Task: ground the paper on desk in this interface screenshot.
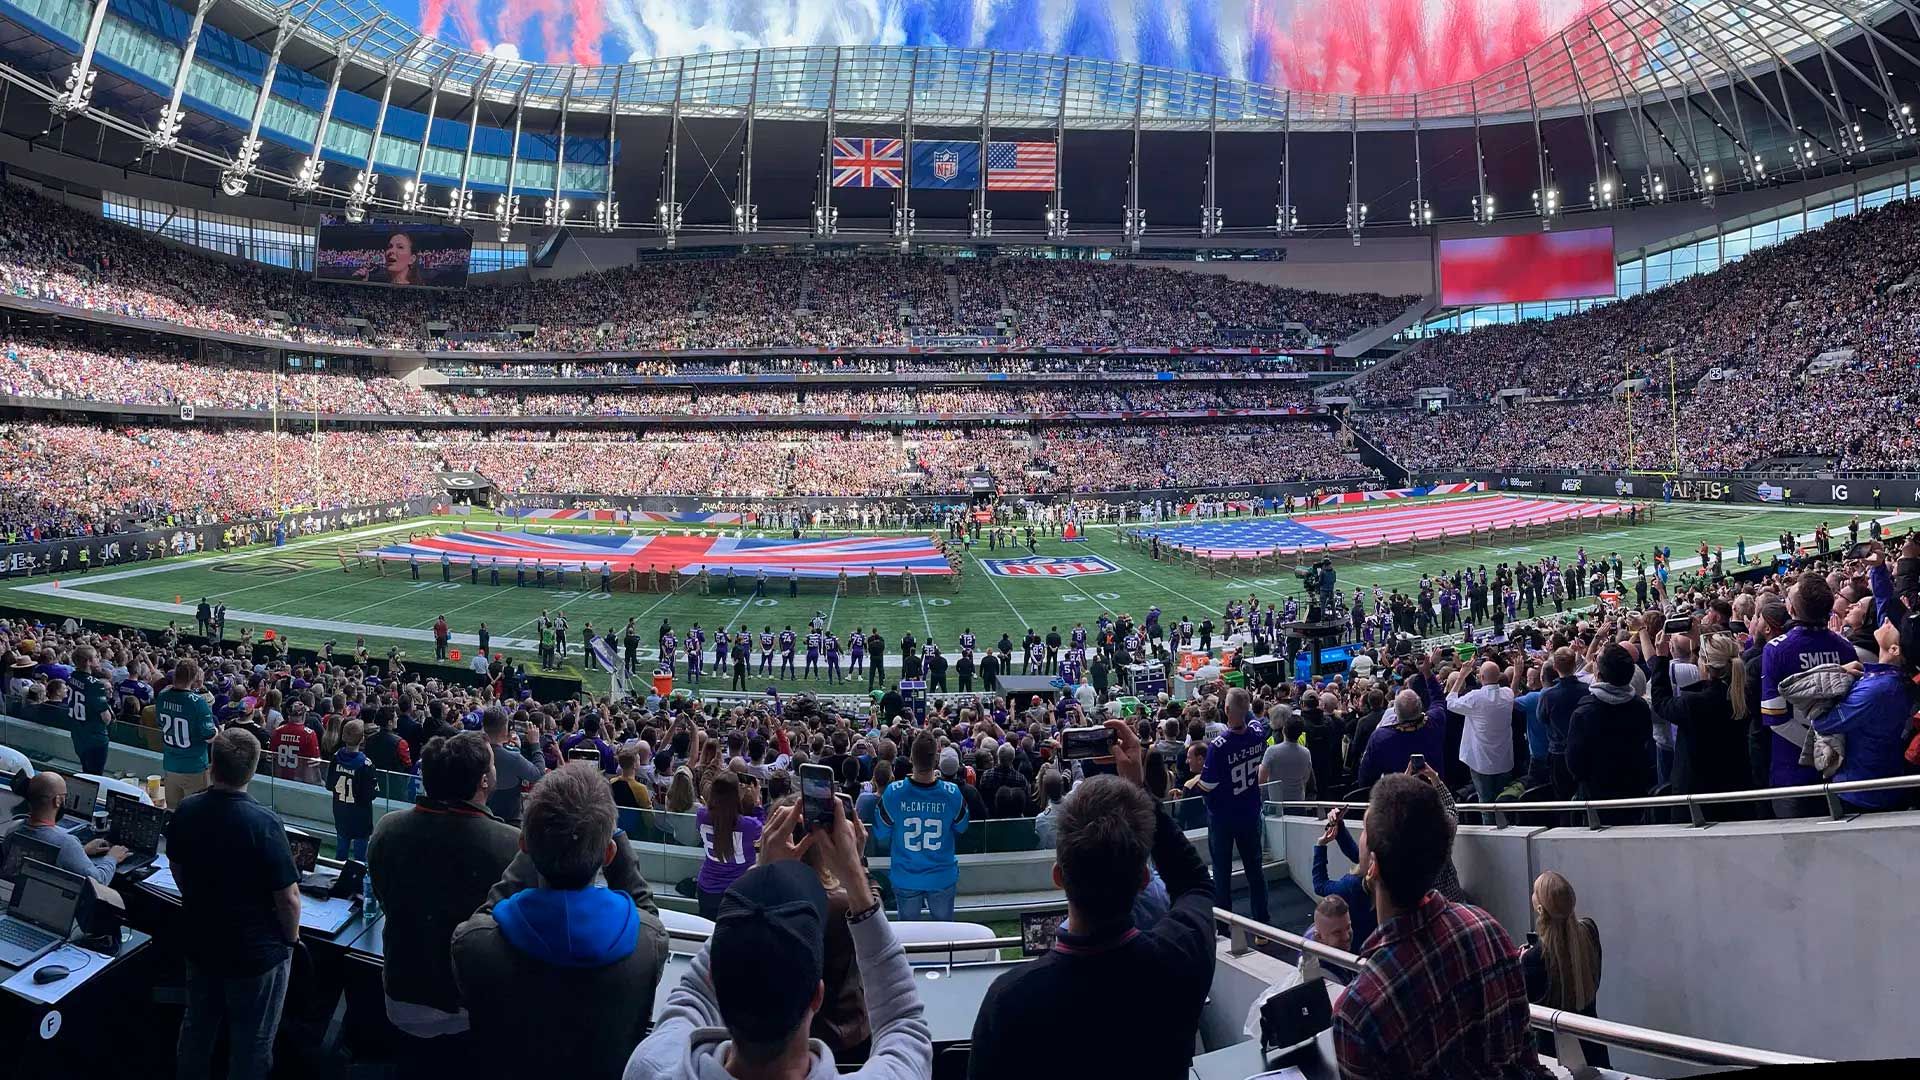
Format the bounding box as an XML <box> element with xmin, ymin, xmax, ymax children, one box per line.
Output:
<box><xmin>142</xmin><ymin>865</ymin><xmax>179</xmax><ymax>895</ymax></box>
<box><xmin>2</xmin><ymin>943</ymin><xmax>112</xmax><ymax>1005</ymax></box>
<box><xmin>300</xmin><ymin>894</ymin><xmax>359</xmax><ymax>935</ymax></box>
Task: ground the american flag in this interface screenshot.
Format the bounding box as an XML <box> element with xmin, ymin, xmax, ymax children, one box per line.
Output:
<box><xmin>987</xmin><ymin>140</ymin><xmax>1057</xmax><ymax>191</ymax></box>
<box><xmin>831</xmin><ymin>138</ymin><xmax>904</xmax><ymax>188</ymax></box>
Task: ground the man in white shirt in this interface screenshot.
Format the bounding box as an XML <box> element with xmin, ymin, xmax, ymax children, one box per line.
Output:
<box><xmin>1445</xmin><ymin>657</ymin><xmax>1521</xmax><ymax>804</ymax></box>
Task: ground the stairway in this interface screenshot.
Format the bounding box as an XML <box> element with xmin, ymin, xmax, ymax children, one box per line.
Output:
<box><xmin>1341</xmin><ymin>419</ymin><xmax>1409</xmax><ymax>485</ymax></box>
<box><xmin>944</xmin><ymin>270</ymin><xmax>964</xmax><ymax>328</ymax></box>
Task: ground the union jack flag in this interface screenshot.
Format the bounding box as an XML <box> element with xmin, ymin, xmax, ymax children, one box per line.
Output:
<box><xmin>832</xmin><ymin>138</ymin><xmax>904</xmax><ymax>188</ymax></box>
<box><xmin>374</xmin><ymin>530</ymin><xmax>952</xmax><ymax>578</ymax></box>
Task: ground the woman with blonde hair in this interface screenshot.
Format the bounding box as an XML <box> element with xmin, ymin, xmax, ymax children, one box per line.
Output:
<box><xmin>1647</xmin><ymin>622</ymin><xmax>1753</xmax><ymax>820</ymax></box>
<box><xmin>663</xmin><ymin>765</ymin><xmax>700</xmax><ymax>846</ymax></box>
<box><xmin>1522</xmin><ymin>870</ymin><xmax>1607</xmax><ymax>1066</ymax></box>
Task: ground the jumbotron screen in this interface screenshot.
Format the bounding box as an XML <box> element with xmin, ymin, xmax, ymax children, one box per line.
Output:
<box><xmin>1438</xmin><ymin>227</ymin><xmax>1616</xmax><ymax>306</ymax></box>
<box><xmin>315</xmin><ymin>223</ymin><xmax>473</xmax><ymax>288</ymax></box>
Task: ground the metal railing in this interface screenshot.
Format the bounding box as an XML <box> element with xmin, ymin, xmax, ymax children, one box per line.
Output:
<box><xmin>1268</xmin><ymin>773</ymin><xmax>1920</xmax><ymax>828</ymax></box>
<box><xmin>657</xmin><ymin>910</ymin><xmax>1826</xmax><ymax>1067</ymax></box>
<box><xmin>1211</xmin><ymin>909</ymin><xmax>1826</xmax><ymax>1069</ymax></box>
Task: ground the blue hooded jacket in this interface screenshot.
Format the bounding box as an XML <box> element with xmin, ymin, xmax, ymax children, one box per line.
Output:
<box><xmin>1812</xmin><ymin>664</ymin><xmax>1915</xmax><ymax>810</ymax></box>
<box><xmin>490</xmin><ymin>886</ymin><xmax>640</xmax><ymax>969</ymax></box>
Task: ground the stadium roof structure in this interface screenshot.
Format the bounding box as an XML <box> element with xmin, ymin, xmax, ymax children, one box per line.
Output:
<box><xmin>2</xmin><ymin>0</ymin><xmax>1919</xmax><ymax>239</ymax></box>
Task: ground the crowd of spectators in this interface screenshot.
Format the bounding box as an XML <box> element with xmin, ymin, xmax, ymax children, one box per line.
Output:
<box><xmin>3</xmin><ymin>506</ymin><xmax>1915</xmax><ymax>1077</ymax></box>
<box><xmin>1357</xmin><ymin>364</ymin><xmax>1920</xmax><ymax>475</ymax></box>
<box><xmin>429</xmin><ymin>383</ymin><xmax>1314</xmax><ymax>418</ymax></box>
<box><xmin>0</xmin><ymin>419</ymin><xmax>1369</xmax><ymax>535</ymax></box>
<box><xmin>0</xmin><ymin>185</ymin><xmax>1412</xmax><ymax>353</ymax></box>
<box><xmin>0</xmin><ymin>335</ymin><xmax>1321</xmax><ymax>418</ymax></box>
<box><xmin>1351</xmin><ymin>194</ymin><xmax>1920</xmax><ymax>451</ymax></box>
<box><xmin>432</xmin><ymin>354</ymin><xmax>1350</xmax><ymax>378</ymax></box>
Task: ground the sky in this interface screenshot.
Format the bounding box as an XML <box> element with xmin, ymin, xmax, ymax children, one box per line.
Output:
<box><xmin>378</xmin><ymin>0</ymin><xmax>1591</xmax><ymax>95</ymax></box>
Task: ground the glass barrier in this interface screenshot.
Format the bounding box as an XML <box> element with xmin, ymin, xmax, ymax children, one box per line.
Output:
<box><xmin>5</xmin><ymin>710</ymin><xmax>1220</xmax><ymax>858</ymax></box>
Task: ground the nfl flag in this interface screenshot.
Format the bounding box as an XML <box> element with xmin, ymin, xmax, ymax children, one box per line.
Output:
<box><xmin>910</xmin><ymin>140</ymin><xmax>981</xmax><ymax>189</ymax></box>
<box><xmin>987</xmin><ymin>140</ymin><xmax>1057</xmax><ymax>191</ymax></box>
<box><xmin>831</xmin><ymin>138</ymin><xmax>904</xmax><ymax>188</ymax></box>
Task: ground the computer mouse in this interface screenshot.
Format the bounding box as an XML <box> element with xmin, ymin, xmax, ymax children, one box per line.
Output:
<box><xmin>32</xmin><ymin>964</ymin><xmax>70</xmax><ymax>984</ymax></box>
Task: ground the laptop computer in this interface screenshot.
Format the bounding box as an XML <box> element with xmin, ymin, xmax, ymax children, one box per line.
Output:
<box><xmin>0</xmin><ymin>857</ymin><xmax>85</xmax><ymax>968</ymax></box>
<box><xmin>58</xmin><ymin>774</ymin><xmax>101</xmax><ymax>835</ymax></box>
<box><xmin>0</xmin><ymin>832</ymin><xmax>62</xmax><ymax>904</ymax></box>
<box><xmin>106</xmin><ymin>792</ymin><xmax>166</xmax><ymax>874</ymax></box>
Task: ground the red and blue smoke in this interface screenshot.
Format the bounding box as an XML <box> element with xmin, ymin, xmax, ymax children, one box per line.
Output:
<box><xmin>388</xmin><ymin>0</ymin><xmax>1591</xmax><ymax>95</ymax></box>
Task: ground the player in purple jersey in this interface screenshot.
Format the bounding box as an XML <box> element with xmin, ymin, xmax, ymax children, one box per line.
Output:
<box><xmin>1070</xmin><ymin>623</ymin><xmax>1087</xmax><ymax>649</ymax></box>
<box><xmin>1192</xmin><ymin>686</ymin><xmax>1271</xmax><ymax>923</ymax></box>
<box><xmin>1058</xmin><ymin>650</ymin><xmax>1083</xmax><ymax>686</ymax></box>
<box><xmin>779</xmin><ymin>627</ymin><xmax>797</xmax><ymax>679</ymax></box>
<box><xmin>759</xmin><ymin>628</ymin><xmax>775</xmax><ymax>675</ymax></box>
<box><xmin>824</xmin><ymin>632</ymin><xmax>842</xmax><ymax>682</ymax></box>
<box><xmin>848</xmin><ymin>627</ymin><xmax>865</xmax><ymax>676</ymax></box>
<box><xmin>685</xmin><ymin>638</ymin><xmax>702</xmax><ymax>682</ymax></box>
<box><xmin>805</xmin><ymin>630</ymin><xmax>822</xmax><ymax>679</ymax></box>
<box><xmin>660</xmin><ymin>632</ymin><xmax>678</xmax><ymax>678</ymax></box>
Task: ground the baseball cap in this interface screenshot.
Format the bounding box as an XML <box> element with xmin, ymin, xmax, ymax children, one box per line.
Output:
<box><xmin>938</xmin><ymin>747</ymin><xmax>961</xmax><ymax>777</ymax></box>
<box><xmin>709</xmin><ymin>862</ymin><xmax>829</xmax><ymax>1042</ymax></box>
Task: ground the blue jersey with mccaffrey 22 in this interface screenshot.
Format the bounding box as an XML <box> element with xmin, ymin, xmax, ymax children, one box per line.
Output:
<box><xmin>1203</xmin><ymin>719</ymin><xmax>1270</xmax><ymax>824</ymax></box>
<box><xmin>876</xmin><ymin>777</ymin><xmax>970</xmax><ymax>892</ymax></box>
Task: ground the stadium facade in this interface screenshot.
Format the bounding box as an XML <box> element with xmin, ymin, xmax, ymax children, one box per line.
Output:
<box><xmin>0</xmin><ymin>0</ymin><xmax>1917</xmax><ymax>248</ymax></box>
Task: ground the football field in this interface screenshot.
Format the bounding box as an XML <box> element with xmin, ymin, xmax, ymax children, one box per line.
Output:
<box><xmin>6</xmin><ymin>496</ymin><xmax>1909</xmax><ymax>694</ymax></box>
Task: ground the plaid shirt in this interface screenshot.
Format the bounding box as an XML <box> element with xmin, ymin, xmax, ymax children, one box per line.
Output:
<box><xmin>1333</xmin><ymin>891</ymin><xmax>1550</xmax><ymax>1080</ymax></box>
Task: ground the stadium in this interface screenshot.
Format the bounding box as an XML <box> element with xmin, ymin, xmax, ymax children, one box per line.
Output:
<box><xmin>0</xmin><ymin>0</ymin><xmax>1914</xmax><ymax>1075</ymax></box>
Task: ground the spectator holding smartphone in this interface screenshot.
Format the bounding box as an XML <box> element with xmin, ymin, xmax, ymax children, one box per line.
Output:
<box><xmin>968</xmin><ymin>718</ymin><xmax>1215</xmax><ymax>1079</ymax></box>
<box><xmin>1521</xmin><ymin>870</ymin><xmax>1608</xmax><ymax>1066</ymax></box>
<box><xmin>626</xmin><ymin>798</ymin><xmax>931</xmax><ymax>1080</ymax></box>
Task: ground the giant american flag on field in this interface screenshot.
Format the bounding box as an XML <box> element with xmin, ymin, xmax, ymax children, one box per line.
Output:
<box><xmin>373</xmin><ymin>529</ymin><xmax>952</xmax><ymax>577</ymax></box>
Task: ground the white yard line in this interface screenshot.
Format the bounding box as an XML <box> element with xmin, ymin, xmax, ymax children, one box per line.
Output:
<box><xmin>966</xmin><ymin>549</ymin><xmax>1032</xmax><ymax>627</ymax></box>
<box><xmin>8</xmin><ymin>582</ymin><xmax>543</xmax><ymax>652</ymax></box>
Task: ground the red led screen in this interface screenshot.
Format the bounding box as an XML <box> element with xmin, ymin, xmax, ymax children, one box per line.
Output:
<box><xmin>1438</xmin><ymin>227</ymin><xmax>1617</xmax><ymax>306</ymax></box>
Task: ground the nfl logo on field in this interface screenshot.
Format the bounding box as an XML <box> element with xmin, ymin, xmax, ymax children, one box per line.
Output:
<box><xmin>933</xmin><ymin>150</ymin><xmax>958</xmax><ymax>181</ymax></box>
<box><xmin>983</xmin><ymin>555</ymin><xmax>1119</xmax><ymax>578</ymax></box>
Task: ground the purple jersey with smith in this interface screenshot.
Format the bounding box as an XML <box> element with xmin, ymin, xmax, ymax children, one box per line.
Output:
<box><xmin>1202</xmin><ymin>718</ymin><xmax>1270</xmax><ymax>823</ymax></box>
<box><xmin>1759</xmin><ymin>623</ymin><xmax>1855</xmax><ymax>787</ymax></box>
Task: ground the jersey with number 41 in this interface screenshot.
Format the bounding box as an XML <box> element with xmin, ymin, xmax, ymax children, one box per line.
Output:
<box><xmin>1203</xmin><ymin>719</ymin><xmax>1271</xmax><ymax>824</ymax></box>
<box><xmin>876</xmin><ymin>777</ymin><xmax>970</xmax><ymax>892</ymax></box>
<box><xmin>328</xmin><ymin>749</ymin><xmax>379</xmax><ymax>839</ymax></box>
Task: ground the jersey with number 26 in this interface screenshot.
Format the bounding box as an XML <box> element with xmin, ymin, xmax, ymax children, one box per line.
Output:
<box><xmin>877</xmin><ymin>777</ymin><xmax>970</xmax><ymax>892</ymax></box>
<box><xmin>1203</xmin><ymin>719</ymin><xmax>1271</xmax><ymax>824</ymax></box>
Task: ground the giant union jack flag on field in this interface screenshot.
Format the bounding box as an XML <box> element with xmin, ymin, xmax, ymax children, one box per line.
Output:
<box><xmin>831</xmin><ymin>138</ymin><xmax>905</xmax><ymax>188</ymax></box>
<box><xmin>373</xmin><ymin>530</ymin><xmax>951</xmax><ymax>578</ymax></box>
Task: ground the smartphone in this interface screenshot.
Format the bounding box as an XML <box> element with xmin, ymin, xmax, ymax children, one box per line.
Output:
<box><xmin>798</xmin><ymin>763</ymin><xmax>837</xmax><ymax>831</ymax></box>
<box><xmin>1526</xmin><ymin>932</ymin><xmax>1540</xmax><ymax>949</ymax></box>
<box><xmin>1663</xmin><ymin>614</ymin><xmax>1692</xmax><ymax>634</ymax></box>
<box><xmin>1060</xmin><ymin>726</ymin><xmax>1113</xmax><ymax>761</ymax></box>
<box><xmin>1407</xmin><ymin>753</ymin><xmax>1426</xmax><ymax>773</ymax></box>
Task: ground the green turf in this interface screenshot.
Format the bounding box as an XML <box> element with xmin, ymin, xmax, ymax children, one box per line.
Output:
<box><xmin>5</xmin><ymin>496</ymin><xmax>1906</xmax><ymax>695</ymax></box>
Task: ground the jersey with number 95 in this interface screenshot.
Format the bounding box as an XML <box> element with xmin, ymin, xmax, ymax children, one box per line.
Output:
<box><xmin>1202</xmin><ymin>719</ymin><xmax>1271</xmax><ymax>824</ymax></box>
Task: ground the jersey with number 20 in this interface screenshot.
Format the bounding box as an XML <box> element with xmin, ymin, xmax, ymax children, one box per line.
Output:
<box><xmin>1203</xmin><ymin>719</ymin><xmax>1271</xmax><ymax>824</ymax></box>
